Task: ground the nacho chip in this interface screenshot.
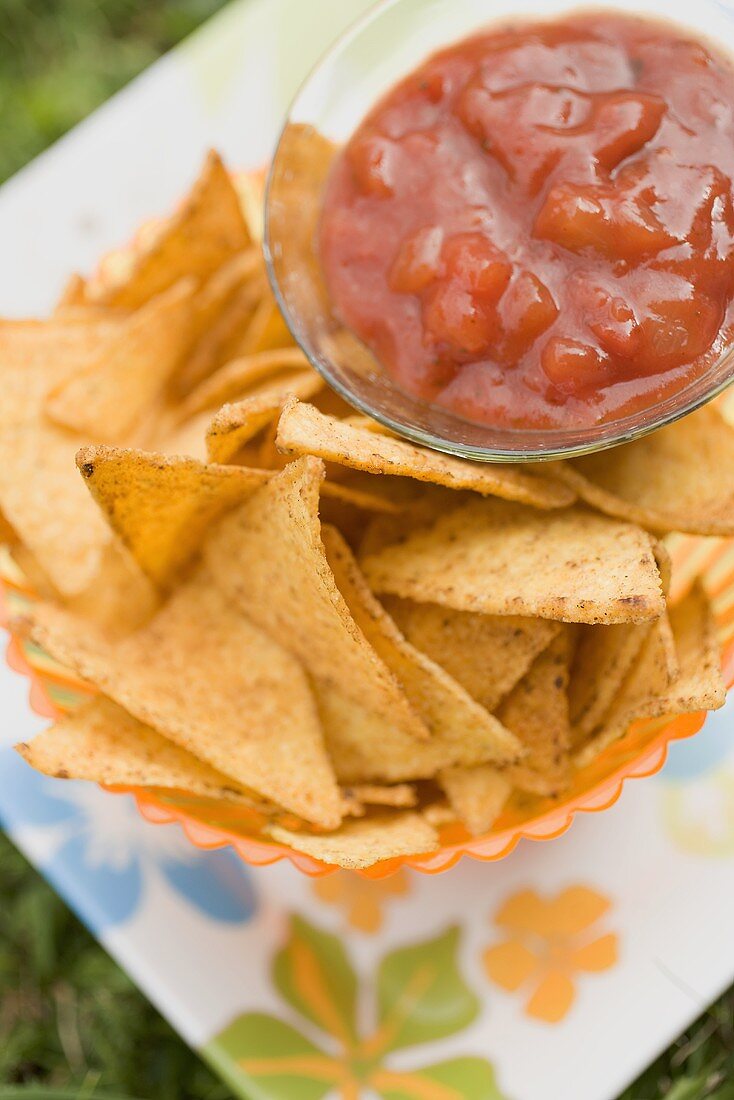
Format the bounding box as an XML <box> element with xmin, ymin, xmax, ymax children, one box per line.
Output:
<box><xmin>344</xmin><ymin>784</ymin><xmax>417</xmax><ymax>808</ymax></box>
<box><xmin>17</xmin><ymin>696</ymin><xmax>271</xmax><ymax>807</ymax></box>
<box><xmin>233</xmin><ymin>295</ymin><xmax>292</xmax><ymax>357</ymax></box>
<box><xmin>569</xmin><ymin>623</ymin><xmax>650</xmax><ymax>743</ymax></box>
<box><xmin>206</xmin><ymin>375</ymin><xmax>325</xmax><ymax>464</ymax></box>
<box><xmin>574</xmin><ymin>606</ymin><xmax>686</xmax><ymax>766</ymax></box>
<box><xmin>318</xmin><ymin>688</ymin><xmax>505</xmax><ymax>782</ymax></box>
<box><xmin>55</xmin><ymin>272</ymin><xmax>88</xmax><ymax>312</ymax></box>
<box><xmin>77</xmin><ymin>445</ymin><xmax>271</xmax><ymax>588</ymax></box>
<box><xmin>46</xmin><ymin>279</ymin><xmax>196</xmax><ymax>443</ymax></box>
<box><xmin>276</xmin><ymin>399</ymin><xmax>576</xmax><ymax>508</ymax></box>
<box><xmin>88</xmin><ymin>151</ymin><xmax>251</xmax><ymax>309</ymax></box>
<box><xmin>15</xmin><ymin>572</ymin><xmax>341</xmax><ymax>828</ymax></box>
<box><xmin>385</xmin><ymin>597</ymin><xmax>561</xmax><ymax>712</ymax></box>
<box><xmin>269</xmin><ymin>812</ymin><xmax>439</xmax><ymax>869</ymax></box>
<box><xmin>203</xmin><ymin>457</ymin><xmax>428</xmax><ymax>740</ymax></box>
<box><xmin>180</xmin><ymin>347</ymin><xmax>310</xmax><ymax>417</ymax></box>
<box><xmin>500</xmin><ymin>629</ymin><xmax>573</xmax><ymax>795</ymax></box>
<box><xmin>438</xmin><ymin>766</ymin><xmax>511</xmax><ymax>835</ymax></box>
<box><xmin>0</xmin><ymin>318</ymin><xmax>126</xmax><ymax>595</ymax></box>
<box><xmin>550</xmin><ymin>406</ymin><xmax>734</xmax><ymax>536</ymax></box>
<box><xmin>176</xmin><ymin>271</ymin><xmax>268</xmax><ymax>395</ymax></box>
<box><xmin>322</xmin><ymin>525</ymin><xmax>520</xmax><ymax>763</ymax></box>
<box><xmin>361</xmin><ymin>499</ymin><xmax>665</xmax><ymax>625</ymax></box>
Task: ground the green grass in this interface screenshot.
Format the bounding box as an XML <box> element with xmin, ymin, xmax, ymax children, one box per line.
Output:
<box><xmin>1</xmin><ymin>2</ymin><xmax>733</xmax><ymax>1097</ymax></box>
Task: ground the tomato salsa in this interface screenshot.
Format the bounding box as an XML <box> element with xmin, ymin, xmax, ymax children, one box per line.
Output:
<box><xmin>319</xmin><ymin>12</ymin><xmax>734</xmax><ymax>430</ymax></box>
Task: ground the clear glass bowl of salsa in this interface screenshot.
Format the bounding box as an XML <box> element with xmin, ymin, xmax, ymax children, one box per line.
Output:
<box><xmin>265</xmin><ymin>0</ymin><xmax>734</xmax><ymax>461</ymax></box>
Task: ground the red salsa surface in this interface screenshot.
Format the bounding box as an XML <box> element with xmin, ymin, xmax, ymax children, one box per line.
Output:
<box><xmin>319</xmin><ymin>13</ymin><xmax>734</xmax><ymax>429</ymax></box>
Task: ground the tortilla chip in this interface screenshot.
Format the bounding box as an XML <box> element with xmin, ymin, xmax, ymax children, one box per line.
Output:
<box><xmin>176</xmin><ymin>272</ymin><xmax>268</xmax><ymax>396</ymax></box>
<box><xmin>206</xmin><ymin>375</ymin><xmax>325</xmax><ymax>464</ymax></box>
<box><xmin>55</xmin><ymin>273</ymin><xmax>89</xmax><ymax>312</ymax></box>
<box><xmin>438</xmin><ymin>766</ymin><xmax>511</xmax><ymax>835</ymax></box>
<box><xmin>361</xmin><ymin>499</ymin><xmax>665</xmax><ymax>625</ymax></box>
<box><xmin>385</xmin><ymin>597</ymin><xmax>562</xmax><ymax>712</ymax></box>
<box><xmin>180</xmin><ymin>347</ymin><xmax>310</xmax><ymax>417</ymax></box>
<box><xmin>203</xmin><ymin>456</ymin><xmax>428</xmax><ymax>740</ymax></box>
<box><xmin>500</xmin><ymin>629</ymin><xmax>573</xmax><ymax>795</ymax></box>
<box><xmin>0</xmin><ymin>318</ymin><xmax>127</xmax><ymax>596</ymax></box>
<box><xmin>46</xmin><ymin>279</ymin><xmax>196</xmax><ymax>443</ymax></box>
<box><xmin>344</xmin><ymin>783</ymin><xmax>417</xmax><ymax>808</ymax></box>
<box><xmin>574</xmin><ymin>604</ymin><xmax>688</xmax><ymax>766</ymax></box>
<box><xmin>233</xmin><ymin>295</ymin><xmax>292</xmax><ymax>357</ymax></box>
<box><xmin>77</xmin><ymin>445</ymin><xmax>271</xmax><ymax>588</ymax></box>
<box><xmin>14</xmin><ymin>571</ymin><xmax>341</xmax><ymax>827</ymax></box>
<box><xmin>318</xmin><ymin>688</ymin><xmax>506</xmax><ymax>783</ymax></box>
<box><xmin>322</xmin><ymin>525</ymin><xmax>520</xmax><ymax>763</ymax></box>
<box><xmin>276</xmin><ymin>399</ymin><xmax>576</xmax><ymax>508</ymax></box>
<box><xmin>88</xmin><ymin>151</ymin><xmax>251</xmax><ymax>309</ymax></box>
<box><xmin>550</xmin><ymin>406</ymin><xmax>734</xmax><ymax>536</ymax></box>
<box><xmin>17</xmin><ymin>695</ymin><xmax>273</xmax><ymax>806</ymax></box>
<box><xmin>269</xmin><ymin>812</ymin><xmax>439</xmax><ymax>869</ymax></box>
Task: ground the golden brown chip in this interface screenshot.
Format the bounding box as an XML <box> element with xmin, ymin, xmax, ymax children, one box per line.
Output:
<box><xmin>276</xmin><ymin>399</ymin><xmax>576</xmax><ymax>508</ymax></box>
<box><xmin>0</xmin><ymin>317</ymin><xmax>128</xmax><ymax>596</ymax></box>
<box><xmin>500</xmin><ymin>628</ymin><xmax>573</xmax><ymax>795</ymax></box>
<box><xmin>87</xmin><ymin>151</ymin><xmax>251</xmax><ymax>309</ymax></box>
<box><xmin>77</xmin><ymin>445</ymin><xmax>271</xmax><ymax>589</ymax></box>
<box><xmin>343</xmin><ymin>783</ymin><xmax>418</xmax><ymax>808</ymax></box>
<box><xmin>550</xmin><ymin>406</ymin><xmax>734</xmax><ymax>536</ymax></box>
<box><xmin>176</xmin><ymin>272</ymin><xmax>268</xmax><ymax>396</ymax></box>
<box><xmin>269</xmin><ymin>812</ymin><xmax>439</xmax><ymax>869</ymax></box>
<box><xmin>206</xmin><ymin>375</ymin><xmax>325</xmax><ymax>464</ymax></box>
<box><xmin>180</xmin><ymin>347</ymin><xmax>310</xmax><ymax>417</ymax></box>
<box><xmin>438</xmin><ymin>766</ymin><xmax>511</xmax><ymax>835</ymax></box>
<box><xmin>572</xmin><ymin>586</ymin><xmax>720</xmax><ymax>767</ymax></box>
<box><xmin>385</xmin><ymin>597</ymin><xmax>561</xmax><ymax>712</ymax></box>
<box><xmin>17</xmin><ymin>696</ymin><xmax>273</xmax><ymax>807</ymax></box>
<box><xmin>322</xmin><ymin>525</ymin><xmax>520</xmax><ymax>763</ymax></box>
<box><xmin>46</xmin><ymin>279</ymin><xmax>196</xmax><ymax>443</ymax></box>
<box><xmin>317</xmin><ymin>688</ymin><xmax>505</xmax><ymax>783</ymax></box>
<box><xmin>569</xmin><ymin>541</ymin><xmax>672</xmax><ymax>741</ymax></box>
<box><xmin>361</xmin><ymin>498</ymin><xmax>665</xmax><ymax>625</ymax></box>
<box><xmin>202</xmin><ymin>456</ymin><xmax>428</xmax><ymax>740</ymax></box>
<box><xmin>14</xmin><ymin>571</ymin><xmax>341</xmax><ymax>828</ymax></box>
<box><xmin>232</xmin><ymin>295</ymin><xmax>292</xmax><ymax>358</ymax></box>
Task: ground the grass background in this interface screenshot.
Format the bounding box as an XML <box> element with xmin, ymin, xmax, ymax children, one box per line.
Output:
<box><xmin>0</xmin><ymin>2</ymin><xmax>733</xmax><ymax>1097</ymax></box>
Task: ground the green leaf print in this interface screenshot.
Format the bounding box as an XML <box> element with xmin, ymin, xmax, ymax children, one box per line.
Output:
<box><xmin>376</xmin><ymin>927</ymin><xmax>480</xmax><ymax>1052</ymax></box>
<box><xmin>204</xmin><ymin>915</ymin><xmax>504</xmax><ymax>1100</ymax></box>
<box><xmin>273</xmin><ymin>914</ymin><xmax>358</xmax><ymax>1047</ymax></box>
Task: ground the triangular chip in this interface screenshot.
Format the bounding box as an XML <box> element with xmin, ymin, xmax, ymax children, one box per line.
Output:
<box><xmin>77</xmin><ymin>445</ymin><xmax>271</xmax><ymax>588</ymax></box>
<box><xmin>361</xmin><ymin>499</ymin><xmax>665</xmax><ymax>625</ymax></box>
<box><xmin>180</xmin><ymin>347</ymin><xmax>309</xmax><ymax>418</ymax></box>
<box><xmin>385</xmin><ymin>597</ymin><xmax>561</xmax><ymax>712</ymax></box>
<box><xmin>574</xmin><ymin>587</ymin><xmax>719</xmax><ymax>766</ymax></box>
<box><xmin>569</xmin><ymin>542</ymin><xmax>673</xmax><ymax>740</ymax></box>
<box><xmin>550</xmin><ymin>406</ymin><xmax>734</xmax><ymax>536</ymax></box>
<box><xmin>202</xmin><ymin>456</ymin><xmax>427</xmax><ymax>740</ymax></box>
<box><xmin>499</xmin><ymin>629</ymin><xmax>574</xmax><ymax>795</ymax></box>
<box><xmin>438</xmin><ymin>766</ymin><xmax>511</xmax><ymax>835</ymax></box>
<box><xmin>276</xmin><ymin>399</ymin><xmax>576</xmax><ymax>508</ymax></box>
<box><xmin>14</xmin><ymin>571</ymin><xmax>341</xmax><ymax>828</ymax></box>
<box><xmin>175</xmin><ymin>271</ymin><xmax>268</xmax><ymax>397</ymax></box>
<box><xmin>344</xmin><ymin>784</ymin><xmax>417</xmax><ymax>808</ymax></box>
<box><xmin>46</xmin><ymin>279</ymin><xmax>196</xmax><ymax>443</ymax></box>
<box><xmin>269</xmin><ymin>812</ymin><xmax>439</xmax><ymax>869</ymax></box>
<box><xmin>322</xmin><ymin>525</ymin><xmax>520</xmax><ymax>763</ymax></box>
<box><xmin>317</xmin><ymin>688</ymin><xmax>507</xmax><ymax>782</ymax></box>
<box><xmin>0</xmin><ymin>317</ymin><xmax>124</xmax><ymax>595</ymax></box>
<box><xmin>17</xmin><ymin>696</ymin><xmax>273</xmax><ymax>808</ymax></box>
<box><xmin>206</xmin><ymin>375</ymin><xmax>324</xmax><ymax>464</ymax></box>
<box><xmin>88</xmin><ymin>151</ymin><xmax>251</xmax><ymax>309</ymax></box>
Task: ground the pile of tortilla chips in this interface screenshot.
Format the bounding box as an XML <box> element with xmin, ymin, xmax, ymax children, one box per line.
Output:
<box><xmin>2</xmin><ymin>151</ymin><xmax>729</xmax><ymax>870</ymax></box>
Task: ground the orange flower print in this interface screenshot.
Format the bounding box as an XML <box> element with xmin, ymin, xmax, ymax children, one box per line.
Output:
<box><xmin>483</xmin><ymin>884</ymin><xmax>618</xmax><ymax>1023</ymax></box>
<box><xmin>313</xmin><ymin>869</ymin><xmax>409</xmax><ymax>933</ymax></box>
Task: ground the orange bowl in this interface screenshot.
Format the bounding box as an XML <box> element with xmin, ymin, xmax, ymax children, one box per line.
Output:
<box><xmin>3</xmin><ymin>533</ymin><xmax>734</xmax><ymax>880</ymax></box>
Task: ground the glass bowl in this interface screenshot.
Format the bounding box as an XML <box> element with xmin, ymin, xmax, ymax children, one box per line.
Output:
<box><xmin>264</xmin><ymin>0</ymin><xmax>734</xmax><ymax>462</ymax></box>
